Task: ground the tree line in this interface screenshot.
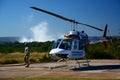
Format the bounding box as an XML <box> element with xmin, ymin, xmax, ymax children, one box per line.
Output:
<box><xmin>0</xmin><ymin>41</ymin><xmax>53</xmax><ymax>53</ymax></box>
<box><xmin>0</xmin><ymin>39</ymin><xmax>120</xmax><ymax>59</ymax></box>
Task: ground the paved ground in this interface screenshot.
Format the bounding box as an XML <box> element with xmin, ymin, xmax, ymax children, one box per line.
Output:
<box><xmin>0</xmin><ymin>60</ymin><xmax>120</xmax><ymax>79</ymax></box>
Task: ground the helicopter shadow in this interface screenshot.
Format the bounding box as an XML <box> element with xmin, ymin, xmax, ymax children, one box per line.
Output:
<box><xmin>71</xmin><ymin>64</ymin><xmax>120</xmax><ymax>71</ymax></box>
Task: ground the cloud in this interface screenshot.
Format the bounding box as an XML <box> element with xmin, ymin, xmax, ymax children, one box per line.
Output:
<box><xmin>20</xmin><ymin>21</ymin><xmax>55</xmax><ymax>42</ymax></box>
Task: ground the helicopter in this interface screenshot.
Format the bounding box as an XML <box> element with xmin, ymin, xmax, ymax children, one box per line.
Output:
<box><xmin>31</xmin><ymin>6</ymin><xmax>108</xmax><ymax>68</ymax></box>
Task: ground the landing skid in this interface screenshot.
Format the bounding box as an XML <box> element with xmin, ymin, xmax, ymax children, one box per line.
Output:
<box><xmin>49</xmin><ymin>59</ymin><xmax>67</xmax><ymax>69</ymax></box>
<box><xmin>74</xmin><ymin>59</ymin><xmax>90</xmax><ymax>69</ymax></box>
<box><xmin>49</xmin><ymin>58</ymin><xmax>90</xmax><ymax>69</ymax></box>
<box><xmin>73</xmin><ymin>55</ymin><xmax>90</xmax><ymax>68</ymax></box>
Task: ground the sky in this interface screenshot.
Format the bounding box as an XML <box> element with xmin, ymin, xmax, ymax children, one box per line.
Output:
<box><xmin>0</xmin><ymin>0</ymin><xmax>120</xmax><ymax>42</ymax></box>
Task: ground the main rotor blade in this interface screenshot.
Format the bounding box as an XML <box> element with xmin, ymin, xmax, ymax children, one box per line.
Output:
<box><xmin>31</xmin><ymin>6</ymin><xmax>103</xmax><ymax>31</ymax></box>
<box><xmin>78</xmin><ymin>22</ymin><xmax>103</xmax><ymax>31</ymax></box>
<box><xmin>31</xmin><ymin>6</ymin><xmax>76</xmax><ymax>23</ymax></box>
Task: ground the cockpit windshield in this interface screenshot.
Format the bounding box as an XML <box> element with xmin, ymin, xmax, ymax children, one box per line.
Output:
<box><xmin>52</xmin><ymin>39</ymin><xmax>73</xmax><ymax>50</ymax></box>
<box><xmin>58</xmin><ymin>39</ymin><xmax>73</xmax><ymax>50</ymax></box>
<box><xmin>52</xmin><ymin>39</ymin><xmax>62</xmax><ymax>49</ymax></box>
<box><xmin>52</xmin><ymin>38</ymin><xmax>84</xmax><ymax>50</ymax></box>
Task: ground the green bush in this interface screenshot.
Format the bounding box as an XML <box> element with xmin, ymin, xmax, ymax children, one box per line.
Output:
<box><xmin>86</xmin><ymin>39</ymin><xmax>120</xmax><ymax>59</ymax></box>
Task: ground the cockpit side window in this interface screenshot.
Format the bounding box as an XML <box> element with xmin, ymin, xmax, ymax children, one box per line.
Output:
<box><xmin>79</xmin><ymin>40</ymin><xmax>84</xmax><ymax>50</ymax></box>
<box><xmin>71</xmin><ymin>39</ymin><xmax>84</xmax><ymax>50</ymax></box>
<box><xmin>72</xmin><ymin>40</ymin><xmax>78</xmax><ymax>50</ymax></box>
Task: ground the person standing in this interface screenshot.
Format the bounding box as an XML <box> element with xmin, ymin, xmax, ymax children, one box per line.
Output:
<box><xmin>24</xmin><ymin>42</ymin><xmax>30</xmax><ymax>67</ymax></box>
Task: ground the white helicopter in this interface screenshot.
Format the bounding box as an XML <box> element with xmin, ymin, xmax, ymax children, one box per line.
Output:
<box><xmin>31</xmin><ymin>7</ymin><xmax>108</xmax><ymax>68</ymax></box>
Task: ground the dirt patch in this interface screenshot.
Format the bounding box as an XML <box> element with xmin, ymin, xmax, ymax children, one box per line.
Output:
<box><xmin>0</xmin><ymin>60</ymin><xmax>120</xmax><ymax>79</ymax></box>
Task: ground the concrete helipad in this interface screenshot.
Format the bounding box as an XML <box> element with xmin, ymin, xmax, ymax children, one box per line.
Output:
<box><xmin>0</xmin><ymin>60</ymin><xmax>120</xmax><ymax>79</ymax></box>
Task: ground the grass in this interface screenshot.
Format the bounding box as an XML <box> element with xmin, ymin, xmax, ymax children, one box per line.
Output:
<box><xmin>12</xmin><ymin>78</ymin><xmax>120</xmax><ymax>80</ymax></box>
<box><xmin>0</xmin><ymin>52</ymin><xmax>48</xmax><ymax>64</ymax></box>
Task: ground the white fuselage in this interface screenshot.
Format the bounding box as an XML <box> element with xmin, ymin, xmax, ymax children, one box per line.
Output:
<box><xmin>49</xmin><ymin>32</ymin><xmax>86</xmax><ymax>60</ymax></box>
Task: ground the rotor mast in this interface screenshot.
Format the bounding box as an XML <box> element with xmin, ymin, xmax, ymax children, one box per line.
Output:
<box><xmin>31</xmin><ymin>6</ymin><xmax>103</xmax><ymax>31</ymax></box>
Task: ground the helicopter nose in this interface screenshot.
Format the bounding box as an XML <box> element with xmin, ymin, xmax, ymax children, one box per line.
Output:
<box><xmin>49</xmin><ymin>48</ymin><xmax>70</xmax><ymax>59</ymax></box>
<box><xmin>49</xmin><ymin>48</ymin><xmax>70</xmax><ymax>55</ymax></box>
<box><xmin>49</xmin><ymin>48</ymin><xmax>63</xmax><ymax>54</ymax></box>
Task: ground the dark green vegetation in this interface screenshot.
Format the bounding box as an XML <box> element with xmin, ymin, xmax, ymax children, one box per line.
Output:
<box><xmin>0</xmin><ymin>39</ymin><xmax>120</xmax><ymax>61</ymax></box>
<box><xmin>0</xmin><ymin>41</ymin><xmax>53</xmax><ymax>53</ymax></box>
<box><xmin>87</xmin><ymin>39</ymin><xmax>120</xmax><ymax>59</ymax></box>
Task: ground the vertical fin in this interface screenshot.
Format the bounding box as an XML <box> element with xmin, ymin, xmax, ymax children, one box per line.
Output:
<box><xmin>103</xmin><ymin>24</ymin><xmax>108</xmax><ymax>48</ymax></box>
<box><xmin>103</xmin><ymin>24</ymin><xmax>108</xmax><ymax>37</ymax></box>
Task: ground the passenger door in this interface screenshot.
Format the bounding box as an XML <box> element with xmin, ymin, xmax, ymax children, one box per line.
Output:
<box><xmin>67</xmin><ymin>39</ymin><xmax>85</xmax><ymax>59</ymax></box>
